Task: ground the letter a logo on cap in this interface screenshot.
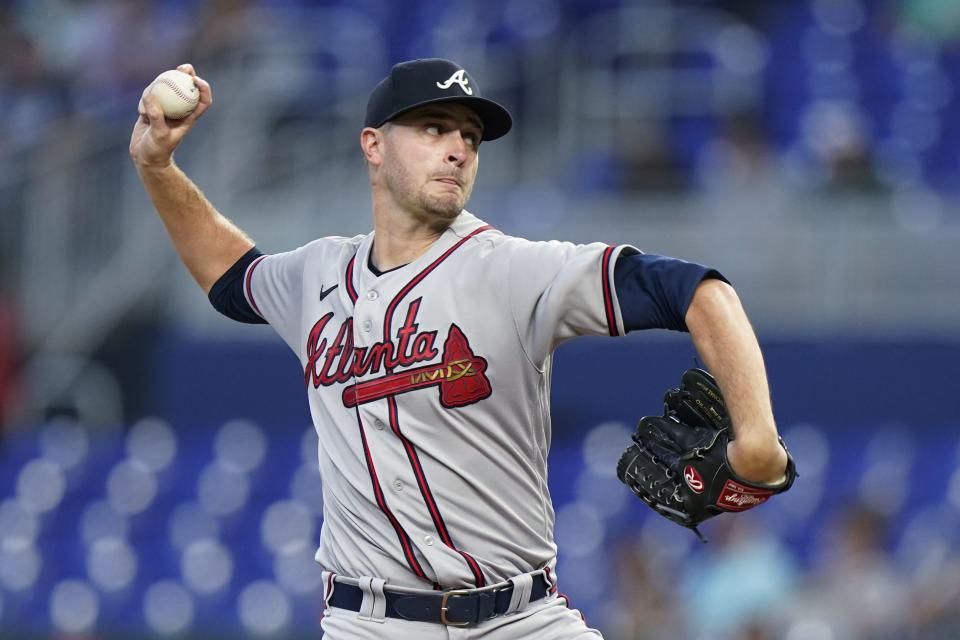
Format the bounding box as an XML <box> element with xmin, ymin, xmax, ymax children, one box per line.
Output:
<box><xmin>436</xmin><ymin>69</ymin><xmax>473</xmax><ymax>95</ymax></box>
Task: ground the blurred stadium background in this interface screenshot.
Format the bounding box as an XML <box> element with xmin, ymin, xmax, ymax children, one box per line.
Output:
<box><xmin>2</xmin><ymin>0</ymin><xmax>960</xmax><ymax>638</ymax></box>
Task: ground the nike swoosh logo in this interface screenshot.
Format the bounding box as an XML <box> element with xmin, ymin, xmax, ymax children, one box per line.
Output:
<box><xmin>319</xmin><ymin>284</ymin><xmax>339</xmax><ymax>301</ymax></box>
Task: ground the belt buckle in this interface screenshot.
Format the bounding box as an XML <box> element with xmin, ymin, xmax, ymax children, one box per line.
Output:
<box><xmin>439</xmin><ymin>588</ymin><xmax>473</xmax><ymax>627</ymax></box>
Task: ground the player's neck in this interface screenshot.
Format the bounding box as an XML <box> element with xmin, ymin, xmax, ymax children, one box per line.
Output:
<box><xmin>370</xmin><ymin>207</ymin><xmax>452</xmax><ymax>271</ymax></box>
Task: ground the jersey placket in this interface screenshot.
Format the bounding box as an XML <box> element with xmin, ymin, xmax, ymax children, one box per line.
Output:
<box><xmin>345</xmin><ymin>255</ymin><xmax>434</xmax><ymax>585</ymax></box>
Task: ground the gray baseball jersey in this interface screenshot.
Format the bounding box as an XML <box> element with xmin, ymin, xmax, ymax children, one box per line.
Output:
<box><xmin>243</xmin><ymin>211</ymin><xmax>634</xmax><ymax>591</ymax></box>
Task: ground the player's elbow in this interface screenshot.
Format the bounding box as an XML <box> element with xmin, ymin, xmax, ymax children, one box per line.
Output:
<box><xmin>727</xmin><ymin>434</ymin><xmax>789</xmax><ymax>485</ymax></box>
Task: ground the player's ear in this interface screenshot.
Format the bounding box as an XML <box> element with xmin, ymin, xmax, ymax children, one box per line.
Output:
<box><xmin>360</xmin><ymin>127</ymin><xmax>385</xmax><ymax>166</ymax></box>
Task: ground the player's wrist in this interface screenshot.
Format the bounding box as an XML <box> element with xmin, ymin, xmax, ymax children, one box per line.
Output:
<box><xmin>133</xmin><ymin>153</ymin><xmax>175</xmax><ymax>173</ymax></box>
<box><xmin>726</xmin><ymin>436</ymin><xmax>789</xmax><ymax>485</ymax></box>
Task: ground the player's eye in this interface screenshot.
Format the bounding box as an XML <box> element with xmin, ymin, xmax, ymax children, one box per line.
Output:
<box><xmin>425</xmin><ymin>124</ymin><xmax>442</xmax><ymax>135</ymax></box>
<box><xmin>463</xmin><ymin>131</ymin><xmax>480</xmax><ymax>148</ymax></box>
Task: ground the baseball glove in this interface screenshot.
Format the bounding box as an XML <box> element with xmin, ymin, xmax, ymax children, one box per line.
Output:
<box><xmin>616</xmin><ymin>368</ymin><xmax>797</xmax><ymax>541</ymax></box>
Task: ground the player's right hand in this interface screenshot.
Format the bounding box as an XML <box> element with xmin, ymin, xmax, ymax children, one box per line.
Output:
<box><xmin>129</xmin><ymin>63</ymin><xmax>213</xmax><ymax>170</ymax></box>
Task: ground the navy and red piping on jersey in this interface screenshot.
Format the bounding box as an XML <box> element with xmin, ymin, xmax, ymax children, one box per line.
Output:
<box><xmin>244</xmin><ymin>254</ymin><xmax>269</xmax><ymax>318</ymax></box>
<box><xmin>344</xmin><ymin>253</ymin><xmax>359</xmax><ymax>303</ymax></box>
<box><xmin>543</xmin><ymin>566</ymin><xmax>558</xmax><ymax>595</ymax></box>
<box><xmin>601</xmin><ymin>245</ymin><xmax>619</xmax><ymax>337</ymax></box>
<box><xmin>352</xmin><ymin>406</ymin><xmax>431</xmax><ymax>583</ymax></box>
<box><xmin>324</xmin><ymin>572</ymin><xmax>337</xmax><ymax>609</ymax></box>
<box><xmin>380</xmin><ymin>224</ymin><xmax>494</xmax><ymax>588</ymax></box>
<box><xmin>320</xmin><ymin>571</ymin><xmax>336</xmax><ymax>624</ymax></box>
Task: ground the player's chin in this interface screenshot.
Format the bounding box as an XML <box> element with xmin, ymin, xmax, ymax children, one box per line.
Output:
<box><xmin>422</xmin><ymin>192</ymin><xmax>466</xmax><ymax>220</ymax></box>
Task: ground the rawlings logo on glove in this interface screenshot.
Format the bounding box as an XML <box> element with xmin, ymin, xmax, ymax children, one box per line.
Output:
<box><xmin>683</xmin><ymin>466</ymin><xmax>704</xmax><ymax>493</ymax></box>
<box><xmin>616</xmin><ymin>368</ymin><xmax>797</xmax><ymax>541</ymax></box>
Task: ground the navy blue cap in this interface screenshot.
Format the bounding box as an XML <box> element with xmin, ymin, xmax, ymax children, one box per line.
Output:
<box><xmin>364</xmin><ymin>58</ymin><xmax>512</xmax><ymax>141</ymax></box>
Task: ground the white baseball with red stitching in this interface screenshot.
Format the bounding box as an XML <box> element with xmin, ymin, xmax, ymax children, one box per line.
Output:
<box><xmin>149</xmin><ymin>70</ymin><xmax>199</xmax><ymax>119</ymax></box>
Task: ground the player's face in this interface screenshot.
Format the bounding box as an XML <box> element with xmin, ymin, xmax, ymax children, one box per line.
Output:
<box><xmin>379</xmin><ymin>104</ymin><xmax>482</xmax><ymax>223</ymax></box>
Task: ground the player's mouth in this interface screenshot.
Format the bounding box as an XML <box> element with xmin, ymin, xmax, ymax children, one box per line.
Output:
<box><xmin>433</xmin><ymin>176</ymin><xmax>462</xmax><ymax>188</ymax></box>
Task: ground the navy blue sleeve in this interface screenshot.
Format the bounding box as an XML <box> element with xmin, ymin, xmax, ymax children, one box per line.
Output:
<box><xmin>208</xmin><ymin>246</ymin><xmax>267</xmax><ymax>324</ymax></box>
<box><xmin>614</xmin><ymin>249</ymin><xmax>728</xmax><ymax>332</ymax></box>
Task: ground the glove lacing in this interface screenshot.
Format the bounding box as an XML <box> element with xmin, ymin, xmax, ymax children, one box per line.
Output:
<box><xmin>630</xmin><ymin>433</ymin><xmax>685</xmax><ymax>506</ymax></box>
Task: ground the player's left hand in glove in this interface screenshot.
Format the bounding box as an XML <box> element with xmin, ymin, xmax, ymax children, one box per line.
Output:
<box><xmin>616</xmin><ymin>368</ymin><xmax>797</xmax><ymax>541</ymax></box>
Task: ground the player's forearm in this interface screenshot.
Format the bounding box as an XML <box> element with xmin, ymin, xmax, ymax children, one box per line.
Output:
<box><xmin>685</xmin><ymin>279</ymin><xmax>788</xmax><ymax>484</ymax></box>
<box><xmin>136</xmin><ymin>161</ymin><xmax>254</xmax><ymax>292</ymax></box>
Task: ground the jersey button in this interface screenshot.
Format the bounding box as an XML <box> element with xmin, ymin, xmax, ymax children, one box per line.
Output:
<box><xmin>361</xmin><ymin>320</ymin><xmax>372</xmax><ymax>332</ymax></box>
<box><xmin>366</xmin><ymin>290</ymin><xmax>379</xmax><ymax>301</ymax></box>
<box><xmin>374</xmin><ymin>419</ymin><xmax>384</xmax><ymax>430</ymax></box>
<box><xmin>423</xmin><ymin>535</ymin><xmax>434</xmax><ymax>546</ymax></box>
<box><xmin>392</xmin><ymin>480</ymin><xmax>403</xmax><ymax>492</ymax></box>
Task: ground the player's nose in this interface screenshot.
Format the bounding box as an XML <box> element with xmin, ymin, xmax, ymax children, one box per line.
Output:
<box><xmin>444</xmin><ymin>132</ymin><xmax>469</xmax><ymax>166</ymax></box>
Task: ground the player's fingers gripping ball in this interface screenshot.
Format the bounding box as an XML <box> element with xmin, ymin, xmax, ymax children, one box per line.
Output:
<box><xmin>141</xmin><ymin>70</ymin><xmax>200</xmax><ymax>120</ymax></box>
<box><xmin>616</xmin><ymin>368</ymin><xmax>798</xmax><ymax>541</ymax></box>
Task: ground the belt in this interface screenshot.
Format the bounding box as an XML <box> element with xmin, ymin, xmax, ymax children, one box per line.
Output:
<box><xmin>327</xmin><ymin>573</ymin><xmax>551</xmax><ymax>627</ymax></box>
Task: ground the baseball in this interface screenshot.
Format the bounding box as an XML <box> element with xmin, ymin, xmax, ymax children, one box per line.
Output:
<box><xmin>148</xmin><ymin>70</ymin><xmax>200</xmax><ymax>120</ymax></box>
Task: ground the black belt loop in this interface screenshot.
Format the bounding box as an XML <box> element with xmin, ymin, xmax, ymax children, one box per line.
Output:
<box><xmin>327</xmin><ymin>572</ymin><xmax>550</xmax><ymax>626</ymax></box>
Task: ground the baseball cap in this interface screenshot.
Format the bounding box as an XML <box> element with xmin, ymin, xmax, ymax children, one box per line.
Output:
<box><xmin>364</xmin><ymin>58</ymin><xmax>513</xmax><ymax>141</ymax></box>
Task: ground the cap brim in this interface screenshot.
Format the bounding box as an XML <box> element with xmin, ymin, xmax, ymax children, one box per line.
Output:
<box><xmin>377</xmin><ymin>95</ymin><xmax>513</xmax><ymax>141</ymax></box>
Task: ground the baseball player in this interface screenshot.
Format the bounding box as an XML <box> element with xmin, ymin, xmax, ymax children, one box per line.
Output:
<box><xmin>130</xmin><ymin>59</ymin><xmax>790</xmax><ymax>638</ymax></box>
